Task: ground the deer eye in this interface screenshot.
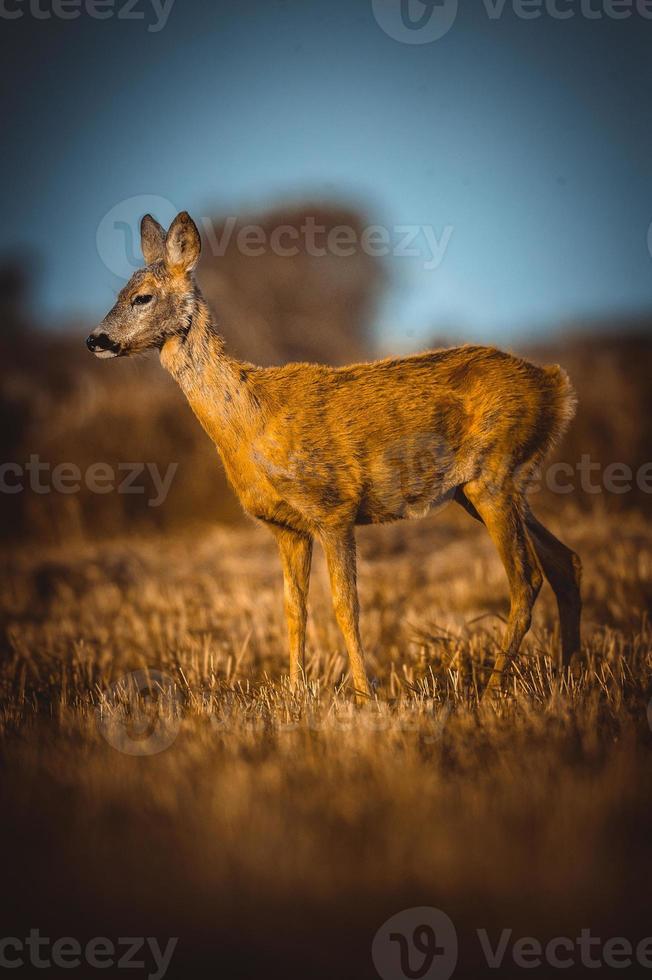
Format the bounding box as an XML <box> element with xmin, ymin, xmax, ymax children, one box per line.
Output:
<box><xmin>132</xmin><ymin>294</ymin><xmax>153</xmax><ymax>306</ymax></box>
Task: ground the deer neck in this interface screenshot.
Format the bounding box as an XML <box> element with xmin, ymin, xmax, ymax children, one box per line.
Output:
<box><xmin>160</xmin><ymin>296</ymin><xmax>265</xmax><ymax>458</ymax></box>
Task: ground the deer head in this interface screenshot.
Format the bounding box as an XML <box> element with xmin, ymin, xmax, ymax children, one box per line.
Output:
<box><xmin>87</xmin><ymin>211</ymin><xmax>201</xmax><ymax>358</ymax></box>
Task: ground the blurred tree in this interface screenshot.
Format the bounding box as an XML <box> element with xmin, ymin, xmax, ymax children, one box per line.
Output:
<box><xmin>198</xmin><ymin>203</ymin><xmax>384</xmax><ymax>365</ymax></box>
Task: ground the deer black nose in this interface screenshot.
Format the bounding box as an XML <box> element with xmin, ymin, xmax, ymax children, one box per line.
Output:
<box><xmin>86</xmin><ymin>332</ymin><xmax>118</xmax><ymax>353</ymax></box>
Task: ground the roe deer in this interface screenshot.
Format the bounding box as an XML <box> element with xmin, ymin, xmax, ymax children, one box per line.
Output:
<box><xmin>87</xmin><ymin>211</ymin><xmax>582</xmax><ymax>699</ymax></box>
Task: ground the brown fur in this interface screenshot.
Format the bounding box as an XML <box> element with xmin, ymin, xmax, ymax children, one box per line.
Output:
<box><xmin>88</xmin><ymin>212</ymin><xmax>582</xmax><ymax>698</ymax></box>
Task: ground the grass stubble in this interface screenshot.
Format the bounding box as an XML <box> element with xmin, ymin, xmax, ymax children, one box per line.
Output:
<box><xmin>1</xmin><ymin>503</ymin><xmax>651</xmax><ymax>978</ymax></box>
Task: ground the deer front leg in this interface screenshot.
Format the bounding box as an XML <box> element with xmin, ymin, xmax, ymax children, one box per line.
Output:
<box><xmin>320</xmin><ymin>528</ymin><xmax>371</xmax><ymax>703</ymax></box>
<box><xmin>270</xmin><ymin>526</ymin><xmax>313</xmax><ymax>691</ymax></box>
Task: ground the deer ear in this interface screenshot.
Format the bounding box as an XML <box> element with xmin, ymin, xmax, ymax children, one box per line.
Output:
<box><xmin>165</xmin><ymin>211</ymin><xmax>201</xmax><ymax>273</ymax></box>
<box><xmin>140</xmin><ymin>214</ymin><xmax>166</xmax><ymax>265</ymax></box>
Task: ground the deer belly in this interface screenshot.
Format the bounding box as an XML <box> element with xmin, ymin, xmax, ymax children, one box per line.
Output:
<box><xmin>357</xmin><ymin>443</ymin><xmax>457</xmax><ymax>523</ymax></box>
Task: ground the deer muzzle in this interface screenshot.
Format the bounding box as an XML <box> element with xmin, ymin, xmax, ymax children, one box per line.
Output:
<box><xmin>86</xmin><ymin>330</ymin><xmax>122</xmax><ymax>358</ymax></box>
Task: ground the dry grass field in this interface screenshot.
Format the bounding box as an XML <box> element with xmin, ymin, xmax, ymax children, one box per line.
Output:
<box><xmin>2</xmin><ymin>500</ymin><xmax>651</xmax><ymax>977</ymax></box>
<box><xmin>2</xmin><ymin>262</ymin><xmax>651</xmax><ymax>976</ymax></box>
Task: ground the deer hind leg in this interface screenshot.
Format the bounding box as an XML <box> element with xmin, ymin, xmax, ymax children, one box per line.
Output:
<box><xmin>463</xmin><ymin>482</ymin><xmax>543</xmax><ymax>695</ymax></box>
<box><xmin>270</xmin><ymin>525</ymin><xmax>313</xmax><ymax>691</ymax></box>
<box><xmin>524</xmin><ymin>510</ymin><xmax>582</xmax><ymax>675</ymax></box>
<box><xmin>456</xmin><ymin>488</ymin><xmax>582</xmax><ymax>677</ymax></box>
<box><xmin>320</xmin><ymin>527</ymin><xmax>371</xmax><ymax>703</ymax></box>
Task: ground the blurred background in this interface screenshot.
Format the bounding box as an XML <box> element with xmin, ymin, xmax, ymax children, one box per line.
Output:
<box><xmin>0</xmin><ymin>0</ymin><xmax>651</xmax><ymax>541</ymax></box>
<box><xmin>2</xmin><ymin>8</ymin><xmax>652</xmax><ymax>980</ymax></box>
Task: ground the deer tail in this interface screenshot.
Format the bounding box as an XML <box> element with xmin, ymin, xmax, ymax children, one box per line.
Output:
<box><xmin>542</xmin><ymin>364</ymin><xmax>577</xmax><ymax>452</ymax></box>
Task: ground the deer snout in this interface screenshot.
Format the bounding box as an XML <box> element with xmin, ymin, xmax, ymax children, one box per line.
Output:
<box><xmin>86</xmin><ymin>330</ymin><xmax>121</xmax><ymax>358</ymax></box>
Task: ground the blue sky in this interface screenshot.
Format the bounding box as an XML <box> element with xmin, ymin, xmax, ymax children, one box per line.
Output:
<box><xmin>2</xmin><ymin>0</ymin><xmax>651</xmax><ymax>346</ymax></box>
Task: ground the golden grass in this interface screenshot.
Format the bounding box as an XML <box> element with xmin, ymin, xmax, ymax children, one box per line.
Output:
<box><xmin>1</xmin><ymin>503</ymin><xmax>651</xmax><ymax>977</ymax></box>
